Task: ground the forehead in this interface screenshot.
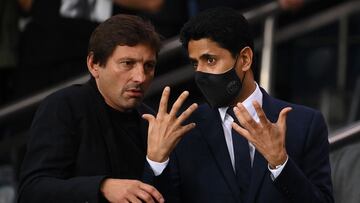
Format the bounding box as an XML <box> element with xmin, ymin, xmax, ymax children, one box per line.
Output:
<box><xmin>188</xmin><ymin>38</ymin><xmax>228</xmax><ymax>59</ymax></box>
<box><xmin>110</xmin><ymin>44</ymin><xmax>157</xmax><ymax>60</ymax></box>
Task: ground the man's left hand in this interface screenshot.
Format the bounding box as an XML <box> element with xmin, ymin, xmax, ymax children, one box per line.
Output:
<box><xmin>231</xmin><ymin>101</ymin><xmax>292</xmax><ymax>168</ymax></box>
<box><xmin>143</xmin><ymin>87</ymin><xmax>198</xmax><ymax>163</ymax></box>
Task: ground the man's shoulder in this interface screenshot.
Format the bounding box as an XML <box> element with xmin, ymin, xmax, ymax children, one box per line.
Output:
<box><xmin>30</xmin><ymin>83</ymin><xmax>97</xmax><ymax>128</ymax></box>
<box><xmin>45</xmin><ymin>83</ymin><xmax>91</xmax><ymax>100</ymax></box>
<box><xmin>267</xmin><ymin>95</ymin><xmax>325</xmax><ymax>129</ymax></box>
<box><xmin>260</xmin><ymin>87</ymin><xmax>318</xmax><ymax>114</ymax></box>
<box><xmin>46</xmin><ymin>83</ymin><xmax>89</xmax><ymax>100</ymax></box>
<box><xmin>269</xmin><ymin>96</ymin><xmax>317</xmax><ymax>113</ymax></box>
<box><xmin>38</xmin><ymin>82</ymin><xmax>95</xmax><ymax>112</ymax></box>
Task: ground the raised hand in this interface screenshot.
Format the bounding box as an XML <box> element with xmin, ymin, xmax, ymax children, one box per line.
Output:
<box><xmin>231</xmin><ymin>101</ymin><xmax>292</xmax><ymax>168</ymax></box>
<box><xmin>101</xmin><ymin>179</ymin><xmax>164</xmax><ymax>203</ymax></box>
<box><xmin>143</xmin><ymin>86</ymin><xmax>198</xmax><ymax>162</ymax></box>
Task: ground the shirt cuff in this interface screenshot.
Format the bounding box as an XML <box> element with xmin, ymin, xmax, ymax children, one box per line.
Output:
<box><xmin>268</xmin><ymin>156</ymin><xmax>288</xmax><ymax>180</ymax></box>
<box><xmin>146</xmin><ymin>156</ymin><xmax>169</xmax><ymax>176</ymax></box>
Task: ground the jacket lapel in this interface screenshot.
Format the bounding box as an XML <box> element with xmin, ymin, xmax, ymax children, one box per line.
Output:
<box><xmin>247</xmin><ymin>88</ymin><xmax>279</xmax><ymax>202</ymax></box>
<box><xmin>247</xmin><ymin>151</ymin><xmax>267</xmax><ymax>203</ymax></box>
<box><xmin>197</xmin><ymin>106</ymin><xmax>242</xmax><ymax>202</ymax></box>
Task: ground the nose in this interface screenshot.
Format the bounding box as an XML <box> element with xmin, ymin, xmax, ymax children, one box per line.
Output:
<box><xmin>195</xmin><ymin>63</ymin><xmax>207</xmax><ymax>73</ymax></box>
<box><xmin>132</xmin><ymin>64</ymin><xmax>146</xmax><ymax>83</ymax></box>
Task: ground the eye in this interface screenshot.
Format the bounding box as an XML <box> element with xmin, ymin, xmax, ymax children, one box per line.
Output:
<box><xmin>144</xmin><ymin>62</ymin><xmax>156</xmax><ymax>73</ymax></box>
<box><xmin>120</xmin><ymin>60</ymin><xmax>135</xmax><ymax>68</ymax></box>
<box><xmin>207</xmin><ymin>57</ymin><xmax>216</xmax><ymax>65</ymax></box>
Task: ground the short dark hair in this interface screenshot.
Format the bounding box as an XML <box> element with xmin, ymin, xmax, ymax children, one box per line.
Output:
<box><xmin>180</xmin><ymin>7</ymin><xmax>254</xmax><ymax>58</ymax></box>
<box><xmin>88</xmin><ymin>14</ymin><xmax>162</xmax><ymax>66</ymax></box>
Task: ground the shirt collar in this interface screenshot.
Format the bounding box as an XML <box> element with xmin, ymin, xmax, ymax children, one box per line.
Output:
<box><xmin>218</xmin><ymin>82</ymin><xmax>263</xmax><ymax>122</ymax></box>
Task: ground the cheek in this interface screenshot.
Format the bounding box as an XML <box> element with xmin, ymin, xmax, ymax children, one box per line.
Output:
<box><xmin>146</xmin><ymin>71</ymin><xmax>154</xmax><ymax>81</ymax></box>
<box><xmin>143</xmin><ymin>74</ymin><xmax>154</xmax><ymax>86</ymax></box>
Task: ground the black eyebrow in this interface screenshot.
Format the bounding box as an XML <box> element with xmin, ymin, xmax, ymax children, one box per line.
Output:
<box><xmin>116</xmin><ymin>57</ymin><xmax>156</xmax><ymax>64</ymax></box>
<box><xmin>200</xmin><ymin>53</ymin><xmax>216</xmax><ymax>60</ymax></box>
<box><xmin>189</xmin><ymin>53</ymin><xmax>216</xmax><ymax>62</ymax></box>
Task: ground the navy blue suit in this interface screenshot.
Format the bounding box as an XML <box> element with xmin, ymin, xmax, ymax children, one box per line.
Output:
<box><xmin>158</xmin><ymin>89</ymin><xmax>333</xmax><ymax>203</ymax></box>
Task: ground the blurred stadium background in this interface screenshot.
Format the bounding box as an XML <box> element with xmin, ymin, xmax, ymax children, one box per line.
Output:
<box><xmin>0</xmin><ymin>0</ymin><xmax>359</xmax><ymax>202</ymax></box>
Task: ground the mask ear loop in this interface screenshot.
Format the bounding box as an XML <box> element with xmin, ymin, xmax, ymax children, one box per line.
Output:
<box><xmin>233</xmin><ymin>54</ymin><xmax>247</xmax><ymax>83</ymax></box>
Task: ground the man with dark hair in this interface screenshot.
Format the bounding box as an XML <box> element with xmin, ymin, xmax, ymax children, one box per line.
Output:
<box><xmin>18</xmin><ymin>14</ymin><xmax>198</xmax><ymax>203</ymax></box>
<box><xmin>150</xmin><ymin>7</ymin><xmax>334</xmax><ymax>202</ymax></box>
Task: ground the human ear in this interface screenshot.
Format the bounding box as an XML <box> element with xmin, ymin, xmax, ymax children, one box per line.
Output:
<box><xmin>239</xmin><ymin>46</ymin><xmax>253</xmax><ymax>71</ymax></box>
<box><xmin>87</xmin><ymin>53</ymin><xmax>101</xmax><ymax>78</ymax></box>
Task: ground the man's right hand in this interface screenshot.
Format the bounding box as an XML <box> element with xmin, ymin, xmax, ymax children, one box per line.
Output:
<box><xmin>143</xmin><ymin>86</ymin><xmax>198</xmax><ymax>162</ymax></box>
<box><xmin>101</xmin><ymin>179</ymin><xmax>164</xmax><ymax>203</ymax></box>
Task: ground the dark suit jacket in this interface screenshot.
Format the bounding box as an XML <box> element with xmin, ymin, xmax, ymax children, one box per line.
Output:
<box><xmin>18</xmin><ymin>80</ymin><xmax>155</xmax><ymax>203</ymax></box>
<box><xmin>159</xmin><ymin>89</ymin><xmax>333</xmax><ymax>203</ymax></box>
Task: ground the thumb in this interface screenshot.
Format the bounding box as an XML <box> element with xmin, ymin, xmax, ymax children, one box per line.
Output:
<box><xmin>277</xmin><ymin>107</ymin><xmax>292</xmax><ymax>128</ymax></box>
<box><xmin>142</xmin><ymin>114</ymin><xmax>155</xmax><ymax>123</ymax></box>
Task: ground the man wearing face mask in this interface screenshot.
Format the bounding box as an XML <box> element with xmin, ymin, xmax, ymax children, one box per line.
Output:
<box><xmin>149</xmin><ymin>7</ymin><xmax>334</xmax><ymax>203</ymax></box>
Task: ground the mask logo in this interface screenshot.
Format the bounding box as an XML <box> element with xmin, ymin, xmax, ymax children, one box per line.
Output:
<box><xmin>227</xmin><ymin>80</ymin><xmax>240</xmax><ymax>95</ymax></box>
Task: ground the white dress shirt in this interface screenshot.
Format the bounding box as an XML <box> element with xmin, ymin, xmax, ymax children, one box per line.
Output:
<box><xmin>147</xmin><ymin>83</ymin><xmax>287</xmax><ymax>179</ymax></box>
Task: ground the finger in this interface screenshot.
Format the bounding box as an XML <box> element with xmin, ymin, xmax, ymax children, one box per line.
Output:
<box><xmin>252</xmin><ymin>101</ymin><xmax>270</xmax><ymax>126</ymax></box>
<box><xmin>126</xmin><ymin>195</ymin><xmax>142</xmax><ymax>203</ymax></box>
<box><xmin>135</xmin><ymin>189</ymin><xmax>155</xmax><ymax>203</ymax></box>
<box><xmin>175</xmin><ymin>103</ymin><xmax>198</xmax><ymax>126</ymax></box>
<box><xmin>277</xmin><ymin>107</ymin><xmax>292</xmax><ymax>128</ymax></box>
<box><xmin>233</xmin><ymin>106</ymin><xmax>248</xmax><ymax>129</ymax></box>
<box><xmin>176</xmin><ymin>123</ymin><xmax>196</xmax><ymax>138</ymax></box>
<box><xmin>169</xmin><ymin>91</ymin><xmax>189</xmax><ymax>117</ymax></box>
<box><xmin>139</xmin><ymin>183</ymin><xmax>164</xmax><ymax>203</ymax></box>
<box><xmin>234</xmin><ymin>104</ymin><xmax>257</xmax><ymax>132</ymax></box>
<box><xmin>158</xmin><ymin>87</ymin><xmax>170</xmax><ymax>116</ymax></box>
<box><xmin>142</xmin><ymin>114</ymin><xmax>155</xmax><ymax>123</ymax></box>
<box><xmin>231</xmin><ymin>122</ymin><xmax>256</xmax><ymax>144</ymax></box>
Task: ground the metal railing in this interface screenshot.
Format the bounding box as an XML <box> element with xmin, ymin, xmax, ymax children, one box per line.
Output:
<box><xmin>329</xmin><ymin>121</ymin><xmax>360</xmax><ymax>151</ymax></box>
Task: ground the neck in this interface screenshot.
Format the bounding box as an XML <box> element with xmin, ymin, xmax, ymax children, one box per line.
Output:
<box><xmin>231</xmin><ymin>72</ymin><xmax>256</xmax><ymax>106</ymax></box>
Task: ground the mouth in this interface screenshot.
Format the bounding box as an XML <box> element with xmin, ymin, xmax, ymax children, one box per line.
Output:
<box><xmin>126</xmin><ymin>88</ymin><xmax>144</xmax><ymax>97</ymax></box>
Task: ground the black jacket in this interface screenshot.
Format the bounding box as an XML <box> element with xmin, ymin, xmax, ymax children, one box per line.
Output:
<box><xmin>18</xmin><ymin>80</ymin><xmax>155</xmax><ymax>203</ymax></box>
